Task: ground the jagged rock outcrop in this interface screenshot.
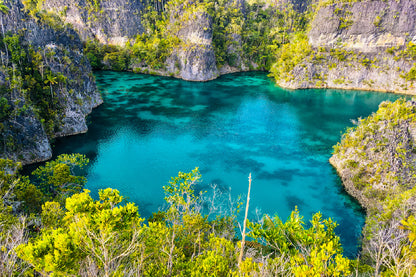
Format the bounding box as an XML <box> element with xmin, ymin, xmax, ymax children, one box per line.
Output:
<box><xmin>330</xmin><ymin>100</ymin><xmax>416</xmax><ymax>210</ymax></box>
<box><xmin>43</xmin><ymin>0</ymin><xmax>222</xmax><ymax>81</ymax></box>
<box><xmin>0</xmin><ymin>102</ymin><xmax>52</xmax><ymax>165</ymax></box>
<box><xmin>42</xmin><ymin>0</ymin><xmax>145</xmax><ymax>46</ymax></box>
<box><xmin>0</xmin><ymin>0</ymin><xmax>102</xmax><ymax>164</ymax></box>
<box><xmin>164</xmin><ymin>7</ymin><xmax>219</xmax><ymax>81</ymax></box>
<box><xmin>309</xmin><ymin>0</ymin><xmax>416</xmax><ymax>51</ymax></box>
<box><xmin>330</xmin><ymin>99</ymin><xmax>416</xmax><ymax>262</ymax></box>
<box><xmin>40</xmin><ymin>0</ymin><xmax>263</xmax><ymax>81</ymax></box>
<box><xmin>279</xmin><ymin>0</ymin><xmax>416</xmax><ymax>94</ymax></box>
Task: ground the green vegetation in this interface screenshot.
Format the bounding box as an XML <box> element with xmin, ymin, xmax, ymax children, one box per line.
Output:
<box><xmin>397</xmin><ymin>42</ymin><xmax>416</xmax><ymax>83</ymax></box>
<box><xmin>318</xmin><ymin>0</ymin><xmax>361</xmax><ymax>6</ymax></box>
<box><xmin>83</xmin><ymin>0</ymin><xmax>180</xmax><ymax>72</ymax></box>
<box><xmin>333</xmin><ymin>99</ymin><xmax>416</xmax><ymax>200</ymax></box>
<box><xmin>0</xmin><ymin>152</ymin><xmax>414</xmax><ymax>275</ymax></box>
<box><xmin>0</xmin><ymin>158</ymin><xmax>360</xmax><ymax>276</ymax></box>
<box><xmin>82</xmin><ymin>0</ymin><xmax>311</xmax><ymax>73</ymax></box>
<box><xmin>1</xmin><ymin>154</ymin><xmax>88</xmax><ymax>213</ymax></box>
<box><xmin>332</xmin><ymin>99</ymin><xmax>416</xmax><ymax>276</ymax></box>
<box><xmin>335</xmin><ymin>8</ymin><xmax>354</xmax><ymax>30</ymax></box>
<box><xmin>269</xmin><ymin>33</ymin><xmax>312</xmax><ymax>82</ymax></box>
<box><xmin>373</xmin><ymin>15</ymin><xmax>382</xmax><ymax>27</ymax></box>
<box><xmin>209</xmin><ymin>0</ymin><xmax>244</xmax><ymax>68</ymax></box>
<box><xmin>85</xmin><ymin>40</ymin><xmax>131</xmax><ymax>71</ymax></box>
<box><xmin>0</xmin><ymin>154</ymin><xmax>90</xmax><ymax>275</ymax></box>
<box><xmin>403</xmin><ymin>63</ymin><xmax>416</xmax><ymax>82</ymax></box>
<box><xmin>22</xmin><ymin>0</ymin><xmax>68</xmax><ymax>31</ymax></box>
<box><xmin>131</xmin><ymin>1</ymin><xmax>180</xmax><ymax>70</ymax></box>
<box><xmin>0</xmin><ymin>31</ymin><xmax>68</xmax><ymax>154</ymax></box>
<box><xmin>242</xmin><ymin>0</ymin><xmax>309</xmax><ymax>70</ymax></box>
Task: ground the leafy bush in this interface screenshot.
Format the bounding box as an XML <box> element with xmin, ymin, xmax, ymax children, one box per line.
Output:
<box><xmin>269</xmin><ymin>33</ymin><xmax>312</xmax><ymax>82</ymax></box>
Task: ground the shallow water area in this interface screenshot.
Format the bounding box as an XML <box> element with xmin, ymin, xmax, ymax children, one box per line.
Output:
<box><xmin>49</xmin><ymin>71</ymin><xmax>408</xmax><ymax>257</ymax></box>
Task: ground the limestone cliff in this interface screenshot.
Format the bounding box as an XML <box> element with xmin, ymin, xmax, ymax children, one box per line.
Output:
<box><xmin>329</xmin><ymin>99</ymin><xmax>416</xmax><ymax>264</ymax></box>
<box><xmin>42</xmin><ymin>0</ymin><xmax>144</xmax><ymax>46</ymax></box>
<box><xmin>0</xmin><ymin>0</ymin><xmax>102</xmax><ymax>164</ymax></box>
<box><xmin>36</xmin><ymin>0</ymin><xmax>416</xmax><ymax>91</ymax></box>
<box><xmin>39</xmin><ymin>0</ymin><xmax>270</xmax><ymax>81</ymax></box>
<box><xmin>167</xmin><ymin>8</ymin><xmax>219</xmax><ymax>81</ymax></box>
<box><xmin>277</xmin><ymin>0</ymin><xmax>416</xmax><ymax>94</ymax></box>
<box><xmin>330</xmin><ymin>100</ymin><xmax>416</xmax><ymax>211</ymax></box>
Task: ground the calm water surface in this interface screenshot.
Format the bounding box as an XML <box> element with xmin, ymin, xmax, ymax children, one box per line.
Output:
<box><xmin>50</xmin><ymin>71</ymin><xmax>407</xmax><ymax>256</ymax></box>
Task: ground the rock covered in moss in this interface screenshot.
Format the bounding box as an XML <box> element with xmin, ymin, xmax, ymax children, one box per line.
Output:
<box><xmin>330</xmin><ymin>99</ymin><xmax>416</xmax><ymax>211</ymax></box>
<box><xmin>275</xmin><ymin>0</ymin><xmax>416</xmax><ymax>94</ymax></box>
<box><xmin>330</xmin><ymin>98</ymin><xmax>416</xmax><ymax>268</ymax></box>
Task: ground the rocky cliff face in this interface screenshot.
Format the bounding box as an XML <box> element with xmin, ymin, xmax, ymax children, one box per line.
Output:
<box><xmin>330</xmin><ymin>100</ymin><xmax>416</xmax><ymax>211</ymax></box>
<box><xmin>309</xmin><ymin>0</ymin><xmax>416</xmax><ymax>51</ymax></box>
<box><xmin>43</xmin><ymin>0</ymin><xmax>223</xmax><ymax>81</ymax></box>
<box><xmin>278</xmin><ymin>0</ymin><xmax>416</xmax><ymax>94</ymax></box>
<box><xmin>0</xmin><ymin>0</ymin><xmax>102</xmax><ymax>164</ymax></box>
<box><xmin>41</xmin><ymin>0</ymin><xmax>263</xmax><ymax>81</ymax></box>
<box><xmin>329</xmin><ymin>99</ymin><xmax>416</xmax><ymax>265</ymax></box>
<box><xmin>165</xmin><ymin>5</ymin><xmax>219</xmax><ymax>81</ymax></box>
<box><xmin>42</xmin><ymin>0</ymin><xmax>145</xmax><ymax>46</ymax></box>
<box><xmin>37</xmin><ymin>0</ymin><xmax>416</xmax><ymax>91</ymax></box>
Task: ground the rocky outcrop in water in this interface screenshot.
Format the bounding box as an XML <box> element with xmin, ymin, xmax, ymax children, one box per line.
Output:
<box><xmin>330</xmin><ymin>100</ymin><xmax>416</xmax><ymax>210</ymax></box>
<box><xmin>277</xmin><ymin>0</ymin><xmax>416</xmax><ymax>94</ymax></box>
<box><xmin>0</xmin><ymin>0</ymin><xmax>102</xmax><ymax>164</ymax></box>
<box><xmin>40</xmin><ymin>0</ymin><xmax>265</xmax><ymax>81</ymax></box>
<box><xmin>330</xmin><ymin>99</ymin><xmax>416</xmax><ymax>268</ymax></box>
<box><xmin>165</xmin><ymin>6</ymin><xmax>219</xmax><ymax>81</ymax></box>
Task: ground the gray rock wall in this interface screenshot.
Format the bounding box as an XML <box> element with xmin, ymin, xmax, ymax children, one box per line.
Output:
<box><xmin>0</xmin><ymin>0</ymin><xmax>102</xmax><ymax>164</ymax></box>
<box><xmin>309</xmin><ymin>0</ymin><xmax>416</xmax><ymax>52</ymax></box>
<box><xmin>279</xmin><ymin>0</ymin><xmax>416</xmax><ymax>94</ymax></box>
<box><xmin>168</xmin><ymin>9</ymin><xmax>219</xmax><ymax>81</ymax></box>
<box><xmin>329</xmin><ymin>99</ymin><xmax>416</xmax><ymax>262</ymax></box>
<box><xmin>42</xmin><ymin>0</ymin><xmax>145</xmax><ymax>46</ymax></box>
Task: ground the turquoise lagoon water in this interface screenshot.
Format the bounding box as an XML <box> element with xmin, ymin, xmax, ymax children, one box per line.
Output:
<box><xmin>50</xmin><ymin>71</ymin><xmax>407</xmax><ymax>256</ymax></box>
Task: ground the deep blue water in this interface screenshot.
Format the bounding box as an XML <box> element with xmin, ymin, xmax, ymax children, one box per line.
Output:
<box><xmin>49</xmin><ymin>71</ymin><xmax>407</xmax><ymax>256</ymax></box>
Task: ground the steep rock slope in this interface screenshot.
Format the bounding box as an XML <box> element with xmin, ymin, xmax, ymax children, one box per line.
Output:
<box><xmin>42</xmin><ymin>0</ymin><xmax>145</xmax><ymax>46</ymax></box>
<box><xmin>40</xmin><ymin>0</ymin><xmax>291</xmax><ymax>81</ymax></box>
<box><xmin>275</xmin><ymin>0</ymin><xmax>416</xmax><ymax>94</ymax></box>
<box><xmin>330</xmin><ymin>99</ymin><xmax>416</xmax><ymax>269</ymax></box>
<box><xmin>43</xmin><ymin>0</ymin><xmax>221</xmax><ymax>80</ymax></box>
<box><xmin>167</xmin><ymin>2</ymin><xmax>219</xmax><ymax>80</ymax></box>
<box><xmin>0</xmin><ymin>0</ymin><xmax>102</xmax><ymax>164</ymax></box>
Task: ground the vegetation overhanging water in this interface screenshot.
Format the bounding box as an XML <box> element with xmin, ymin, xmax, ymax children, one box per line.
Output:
<box><xmin>46</xmin><ymin>71</ymin><xmax>409</xmax><ymax>257</ymax></box>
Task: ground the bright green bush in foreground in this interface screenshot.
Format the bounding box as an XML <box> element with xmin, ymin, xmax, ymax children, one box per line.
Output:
<box><xmin>0</xmin><ymin>152</ymin><xmax>414</xmax><ymax>275</ymax></box>
<box><xmin>0</xmin><ymin>159</ymin><xmax>355</xmax><ymax>276</ymax></box>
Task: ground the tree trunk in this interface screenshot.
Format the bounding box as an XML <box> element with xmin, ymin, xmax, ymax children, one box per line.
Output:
<box><xmin>238</xmin><ymin>173</ymin><xmax>252</xmax><ymax>267</ymax></box>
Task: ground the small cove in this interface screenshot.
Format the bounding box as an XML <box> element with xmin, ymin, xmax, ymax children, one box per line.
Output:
<box><xmin>46</xmin><ymin>71</ymin><xmax>409</xmax><ymax>257</ymax></box>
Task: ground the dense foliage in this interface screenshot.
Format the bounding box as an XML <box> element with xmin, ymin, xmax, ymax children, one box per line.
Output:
<box><xmin>0</xmin><ymin>31</ymin><xmax>67</xmax><ymax>154</ymax></box>
<box><xmin>82</xmin><ymin>0</ymin><xmax>311</xmax><ymax>74</ymax></box>
<box><xmin>333</xmin><ymin>99</ymin><xmax>416</xmax><ymax>204</ymax></box>
<box><xmin>0</xmin><ymin>157</ymin><xmax>360</xmax><ymax>276</ymax></box>
<box><xmin>0</xmin><ymin>154</ymin><xmax>414</xmax><ymax>275</ymax></box>
<box><xmin>332</xmin><ymin>99</ymin><xmax>416</xmax><ymax>276</ymax></box>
